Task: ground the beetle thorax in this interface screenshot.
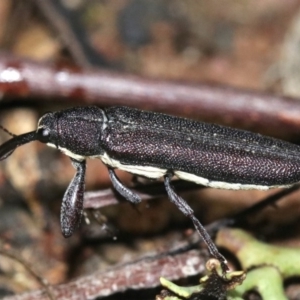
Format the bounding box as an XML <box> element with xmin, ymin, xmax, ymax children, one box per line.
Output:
<box><xmin>37</xmin><ymin>106</ymin><xmax>107</xmax><ymax>160</ymax></box>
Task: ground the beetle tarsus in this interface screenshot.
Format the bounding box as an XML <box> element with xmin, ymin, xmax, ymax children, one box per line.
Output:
<box><xmin>108</xmin><ymin>167</ymin><xmax>141</xmax><ymax>204</ymax></box>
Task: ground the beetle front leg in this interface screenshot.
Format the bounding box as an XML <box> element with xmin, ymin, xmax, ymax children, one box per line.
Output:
<box><xmin>164</xmin><ymin>172</ymin><xmax>229</xmax><ymax>273</ymax></box>
<box><xmin>61</xmin><ymin>158</ymin><xmax>86</xmax><ymax>238</ymax></box>
<box><xmin>108</xmin><ymin>167</ymin><xmax>141</xmax><ymax>204</ymax></box>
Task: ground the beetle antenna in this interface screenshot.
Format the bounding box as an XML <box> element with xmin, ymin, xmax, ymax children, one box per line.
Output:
<box><xmin>0</xmin><ymin>124</ymin><xmax>16</xmax><ymax>137</ymax></box>
<box><xmin>0</xmin><ymin>131</ymin><xmax>38</xmax><ymax>161</ymax></box>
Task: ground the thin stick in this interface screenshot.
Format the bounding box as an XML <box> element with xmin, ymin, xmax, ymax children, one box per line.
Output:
<box><xmin>0</xmin><ymin>124</ymin><xmax>16</xmax><ymax>137</ymax></box>
<box><xmin>206</xmin><ymin>184</ymin><xmax>300</xmax><ymax>235</ymax></box>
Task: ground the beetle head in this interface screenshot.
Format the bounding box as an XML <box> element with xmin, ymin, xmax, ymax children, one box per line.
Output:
<box><xmin>0</xmin><ymin>106</ymin><xmax>107</xmax><ymax>161</ymax></box>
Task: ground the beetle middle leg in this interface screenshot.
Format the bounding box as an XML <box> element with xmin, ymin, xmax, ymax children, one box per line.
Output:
<box><xmin>164</xmin><ymin>171</ymin><xmax>228</xmax><ymax>272</ymax></box>
<box><xmin>108</xmin><ymin>167</ymin><xmax>141</xmax><ymax>204</ymax></box>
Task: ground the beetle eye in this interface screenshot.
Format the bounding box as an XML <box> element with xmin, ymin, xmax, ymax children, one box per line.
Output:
<box><xmin>42</xmin><ymin>128</ymin><xmax>50</xmax><ymax>137</ymax></box>
<box><xmin>37</xmin><ymin>127</ymin><xmax>50</xmax><ymax>143</ymax></box>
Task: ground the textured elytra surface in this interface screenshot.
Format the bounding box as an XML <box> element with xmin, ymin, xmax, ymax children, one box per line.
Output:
<box><xmin>102</xmin><ymin>106</ymin><xmax>300</xmax><ymax>186</ymax></box>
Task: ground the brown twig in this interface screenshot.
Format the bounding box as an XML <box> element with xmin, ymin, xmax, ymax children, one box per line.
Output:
<box><xmin>0</xmin><ymin>54</ymin><xmax>300</xmax><ymax>141</ymax></box>
<box><xmin>3</xmin><ymin>249</ymin><xmax>207</xmax><ymax>300</ymax></box>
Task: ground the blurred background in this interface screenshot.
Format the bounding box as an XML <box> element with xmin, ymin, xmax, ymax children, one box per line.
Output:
<box><xmin>1</xmin><ymin>1</ymin><xmax>300</xmax><ymax>299</ymax></box>
<box><xmin>2</xmin><ymin>0</ymin><xmax>300</xmax><ymax>92</ymax></box>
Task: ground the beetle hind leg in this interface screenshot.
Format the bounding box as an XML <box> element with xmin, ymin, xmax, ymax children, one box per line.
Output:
<box><xmin>164</xmin><ymin>172</ymin><xmax>228</xmax><ymax>272</ymax></box>
<box><xmin>108</xmin><ymin>167</ymin><xmax>141</xmax><ymax>204</ymax></box>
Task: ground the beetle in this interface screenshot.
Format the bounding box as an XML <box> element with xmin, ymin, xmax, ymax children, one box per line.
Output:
<box><xmin>1</xmin><ymin>105</ymin><xmax>300</xmax><ymax>272</ymax></box>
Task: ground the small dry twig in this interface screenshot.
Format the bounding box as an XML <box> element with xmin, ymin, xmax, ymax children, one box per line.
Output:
<box><xmin>3</xmin><ymin>249</ymin><xmax>208</xmax><ymax>300</ymax></box>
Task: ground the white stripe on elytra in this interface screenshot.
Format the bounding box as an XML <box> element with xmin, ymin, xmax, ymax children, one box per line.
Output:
<box><xmin>47</xmin><ymin>143</ymin><xmax>86</xmax><ymax>161</ymax></box>
<box><xmin>47</xmin><ymin>147</ymin><xmax>291</xmax><ymax>191</ymax></box>
<box><xmin>98</xmin><ymin>152</ymin><xmax>167</xmax><ymax>178</ymax></box>
<box><xmin>98</xmin><ymin>153</ymin><xmax>291</xmax><ymax>190</ymax></box>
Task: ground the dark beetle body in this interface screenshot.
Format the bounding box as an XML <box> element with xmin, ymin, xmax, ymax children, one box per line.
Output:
<box><xmin>102</xmin><ymin>106</ymin><xmax>300</xmax><ymax>188</ymax></box>
<box><xmin>38</xmin><ymin>106</ymin><xmax>300</xmax><ymax>189</ymax></box>
<box><xmin>2</xmin><ymin>105</ymin><xmax>300</xmax><ymax>270</ymax></box>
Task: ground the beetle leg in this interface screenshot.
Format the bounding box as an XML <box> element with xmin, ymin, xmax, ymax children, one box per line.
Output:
<box><xmin>61</xmin><ymin>158</ymin><xmax>86</xmax><ymax>238</ymax></box>
<box><xmin>108</xmin><ymin>167</ymin><xmax>141</xmax><ymax>204</ymax></box>
<box><xmin>164</xmin><ymin>171</ymin><xmax>228</xmax><ymax>273</ymax></box>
